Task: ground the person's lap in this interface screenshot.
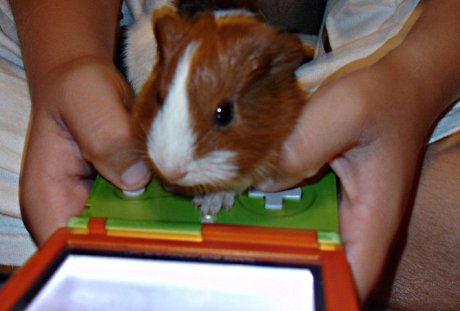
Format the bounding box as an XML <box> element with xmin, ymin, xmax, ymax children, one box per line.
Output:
<box><xmin>373</xmin><ymin>133</ymin><xmax>460</xmax><ymax>310</ymax></box>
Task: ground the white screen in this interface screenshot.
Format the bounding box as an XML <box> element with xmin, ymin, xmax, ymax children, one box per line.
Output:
<box><xmin>27</xmin><ymin>254</ymin><xmax>315</xmax><ymax>311</ymax></box>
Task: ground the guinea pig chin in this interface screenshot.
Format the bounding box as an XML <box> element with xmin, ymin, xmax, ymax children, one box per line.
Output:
<box><xmin>148</xmin><ymin>149</ymin><xmax>240</xmax><ymax>187</ymax></box>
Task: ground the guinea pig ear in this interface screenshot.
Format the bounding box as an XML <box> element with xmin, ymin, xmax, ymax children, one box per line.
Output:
<box><xmin>152</xmin><ymin>7</ymin><xmax>190</xmax><ymax>60</ymax></box>
<box><xmin>267</xmin><ymin>32</ymin><xmax>309</xmax><ymax>75</ymax></box>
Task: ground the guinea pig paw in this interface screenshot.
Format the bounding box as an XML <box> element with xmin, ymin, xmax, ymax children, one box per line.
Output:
<box><xmin>193</xmin><ymin>192</ymin><xmax>235</xmax><ymax>216</ymax></box>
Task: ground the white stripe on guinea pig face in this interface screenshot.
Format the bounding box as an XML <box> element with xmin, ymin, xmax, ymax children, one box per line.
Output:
<box><xmin>213</xmin><ymin>9</ymin><xmax>255</xmax><ymax>19</ymax></box>
<box><xmin>147</xmin><ymin>42</ymin><xmax>239</xmax><ymax>187</ymax></box>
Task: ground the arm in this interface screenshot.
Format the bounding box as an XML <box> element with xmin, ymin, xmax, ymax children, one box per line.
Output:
<box><xmin>260</xmin><ymin>0</ymin><xmax>460</xmax><ymax>301</ymax></box>
<box><xmin>11</xmin><ymin>0</ymin><xmax>121</xmax><ymax>88</ymax></box>
<box><xmin>10</xmin><ymin>0</ymin><xmax>151</xmax><ymax>244</ymax></box>
<box><xmin>379</xmin><ymin>0</ymin><xmax>460</xmax><ymax>126</ymax></box>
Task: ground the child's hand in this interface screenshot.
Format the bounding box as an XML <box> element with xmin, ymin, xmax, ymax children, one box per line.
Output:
<box><xmin>9</xmin><ymin>1</ymin><xmax>152</xmax><ymax>245</ymax></box>
<box><xmin>258</xmin><ymin>61</ymin><xmax>437</xmax><ymax>299</ymax></box>
<box><xmin>20</xmin><ymin>57</ymin><xmax>151</xmax><ymax>245</ymax></box>
<box><xmin>258</xmin><ymin>0</ymin><xmax>460</xmax><ymax>301</ymax></box>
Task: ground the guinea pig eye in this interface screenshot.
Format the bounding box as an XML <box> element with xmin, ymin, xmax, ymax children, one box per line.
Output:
<box><xmin>215</xmin><ymin>100</ymin><xmax>235</xmax><ymax>128</ymax></box>
<box><xmin>156</xmin><ymin>91</ymin><xmax>164</xmax><ymax>106</ymax></box>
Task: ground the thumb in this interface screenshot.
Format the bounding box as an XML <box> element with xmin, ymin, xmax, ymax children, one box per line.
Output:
<box><xmin>262</xmin><ymin>70</ymin><xmax>418</xmax><ymax>300</ymax></box>
<box><xmin>60</xmin><ymin>66</ymin><xmax>151</xmax><ymax>190</ymax></box>
<box><xmin>258</xmin><ymin>78</ymin><xmax>366</xmax><ymax>191</ymax></box>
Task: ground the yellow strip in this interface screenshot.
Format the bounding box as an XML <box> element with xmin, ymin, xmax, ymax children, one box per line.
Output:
<box><xmin>319</xmin><ymin>243</ymin><xmax>342</xmax><ymax>251</ymax></box>
<box><xmin>107</xmin><ymin>230</ymin><xmax>203</xmax><ymax>242</ymax></box>
<box><xmin>69</xmin><ymin>228</ymin><xmax>89</xmax><ymax>235</ymax></box>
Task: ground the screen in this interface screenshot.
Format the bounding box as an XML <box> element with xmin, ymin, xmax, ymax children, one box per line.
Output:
<box><xmin>26</xmin><ymin>254</ymin><xmax>317</xmax><ymax>311</ymax></box>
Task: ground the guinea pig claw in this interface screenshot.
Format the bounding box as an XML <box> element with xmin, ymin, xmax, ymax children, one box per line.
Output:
<box><xmin>192</xmin><ymin>196</ymin><xmax>203</xmax><ymax>208</ymax></box>
<box><xmin>222</xmin><ymin>192</ymin><xmax>235</xmax><ymax>210</ymax></box>
<box><xmin>193</xmin><ymin>192</ymin><xmax>236</xmax><ymax>216</ymax></box>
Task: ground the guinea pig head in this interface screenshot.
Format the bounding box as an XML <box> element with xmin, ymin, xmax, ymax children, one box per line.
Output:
<box><xmin>133</xmin><ymin>10</ymin><xmax>308</xmax><ymax>195</ymax></box>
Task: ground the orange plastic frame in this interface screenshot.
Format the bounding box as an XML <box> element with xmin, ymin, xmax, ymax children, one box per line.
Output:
<box><xmin>0</xmin><ymin>225</ymin><xmax>359</xmax><ymax>310</ymax></box>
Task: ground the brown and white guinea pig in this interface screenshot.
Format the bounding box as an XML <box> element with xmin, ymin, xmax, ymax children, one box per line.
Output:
<box><xmin>126</xmin><ymin>3</ymin><xmax>309</xmax><ymax>215</ymax></box>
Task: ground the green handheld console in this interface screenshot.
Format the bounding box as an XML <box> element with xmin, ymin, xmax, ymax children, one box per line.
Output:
<box><xmin>0</xmin><ymin>172</ymin><xmax>359</xmax><ymax>310</ymax></box>
<box><xmin>69</xmin><ymin>172</ymin><xmax>340</xmax><ymax>244</ymax></box>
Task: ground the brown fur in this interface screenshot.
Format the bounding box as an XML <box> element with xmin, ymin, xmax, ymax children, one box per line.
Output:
<box><xmin>133</xmin><ymin>8</ymin><xmax>308</xmax><ymax>195</ymax></box>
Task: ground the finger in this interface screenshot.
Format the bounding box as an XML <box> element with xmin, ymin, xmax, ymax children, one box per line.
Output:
<box><xmin>20</xmin><ymin>111</ymin><xmax>93</xmax><ymax>245</ymax></box>
<box><xmin>288</xmin><ymin>80</ymin><xmax>369</xmax><ymax>173</ymax></box>
<box><xmin>266</xmin><ymin>75</ymin><xmax>371</xmax><ymax>190</ymax></box>
<box><xmin>58</xmin><ymin>65</ymin><xmax>151</xmax><ymax>190</ymax></box>
<box><xmin>332</xmin><ymin>142</ymin><xmax>418</xmax><ymax>300</ymax></box>
<box><xmin>254</xmin><ymin>174</ymin><xmax>305</xmax><ymax>192</ymax></box>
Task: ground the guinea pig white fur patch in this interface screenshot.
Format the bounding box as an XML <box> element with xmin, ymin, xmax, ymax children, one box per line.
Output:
<box><xmin>213</xmin><ymin>9</ymin><xmax>255</xmax><ymax>19</ymax></box>
<box><xmin>126</xmin><ymin>14</ymin><xmax>156</xmax><ymax>93</ymax></box>
<box><xmin>126</xmin><ymin>0</ymin><xmax>176</xmax><ymax>93</ymax></box>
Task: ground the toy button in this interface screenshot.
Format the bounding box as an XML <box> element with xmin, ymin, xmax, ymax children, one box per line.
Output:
<box><xmin>248</xmin><ymin>188</ymin><xmax>302</xmax><ymax>210</ymax></box>
<box><xmin>122</xmin><ymin>187</ymin><xmax>146</xmax><ymax>198</ymax></box>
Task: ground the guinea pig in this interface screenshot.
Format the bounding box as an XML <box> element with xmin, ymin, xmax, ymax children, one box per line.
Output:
<box><xmin>127</xmin><ymin>5</ymin><xmax>309</xmax><ymax>216</ymax></box>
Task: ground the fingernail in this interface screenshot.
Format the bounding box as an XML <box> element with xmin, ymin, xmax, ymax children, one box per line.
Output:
<box><xmin>256</xmin><ymin>178</ymin><xmax>276</xmax><ymax>192</ymax></box>
<box><xmin>281</xmin><ymin>140</ymin><xmax>299</xmax><ymax>171</ymax></box>
<box><xmin>121</xmin><ymin>160</ymin><xmax>150</xmax><ymax>188</ymax></box>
